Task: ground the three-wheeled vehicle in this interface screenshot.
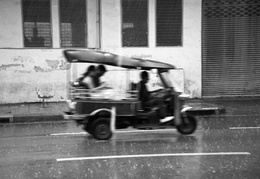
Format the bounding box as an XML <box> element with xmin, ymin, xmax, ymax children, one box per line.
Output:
<box><xmin>63</xmin><ymin>49</ymin><xmax>197</xmax><ymax>140</ymax></box>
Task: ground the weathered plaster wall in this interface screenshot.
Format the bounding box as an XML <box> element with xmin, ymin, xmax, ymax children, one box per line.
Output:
<box><xmin>0</xmin><ymin>0</ymin><xmax>201</xmax><ymax>103</ymax></box>
<box><xmin>87</xmin><ymin>0</ymin><xmax>100</xmax><ymax>48</ymax></box>
<box><xmin>101</xmin><ymin>0</ymin><xmax>202</xmax><ymax>97</ymax></box>
<box><xmin>182</xmin><ymin>0</ymin><xmax>202</xmax><ymax>97</ymax></box>
<box><xmin>101</xmin><ymin>0</ymin><xmax>121</xmax><ymax>50</ymax></box>
<box><xmin>0</xmin><ymin>0</ymin><xmax>23</xmax><ymax>48</ymax></box>
<box><xmin>0</xmin><ymin>0</ymin><xmax>93</xmax><ymax>103</ymax></box>
<box><xmin>0</xmin><ymin>49</ymin><xmax>67</xmax><ymax>103</ymax></box>
<box><xmin>51</xmin><ymin>0</ymin><xmax>60</xmax><ymax>48</ymax></box>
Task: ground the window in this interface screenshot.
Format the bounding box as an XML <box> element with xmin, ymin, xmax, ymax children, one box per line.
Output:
<box><xmin>22</xmin><ymin>0</ymin><xmax>52</xmax><ymax>47</ymax></box>
<box><xmin>156</xmin><ymin>0</ymin><xmax>182</xmax><ymax>46</ymax></box>
<box><xmin>122</xmin><ymin>0</ymin><xmax>148</xmax><ymax>47</ymax></box>
<box><xmin>60</xmin><ymin>0</ymin><xmax>87</xmax><ymax>47</ymax></box>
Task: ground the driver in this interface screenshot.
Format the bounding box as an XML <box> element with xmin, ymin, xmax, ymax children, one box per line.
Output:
<box><xmin>139</xmin><ymin>71</ymin><xmax>165</xmax><ymax>116</ymax></box>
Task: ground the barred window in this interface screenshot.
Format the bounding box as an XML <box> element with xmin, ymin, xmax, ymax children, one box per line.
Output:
<box><xmin>156</xmin><ymin>0</ymin><xmax>182</xmax><ymax>46</ymax></box>
<box><xmin>23</xmin><ymin>0</ymin><xmax>52</xmax><ymax>47</ymax></box>
<box><xmin>60</xmin><ymin>0</ymin><xmax>87</xmax><ymax>47</ymax></box>
<box><xmin>122</xmin><ymin>0</ymin><xmax>148</xmax><ymax>47</ymax></box>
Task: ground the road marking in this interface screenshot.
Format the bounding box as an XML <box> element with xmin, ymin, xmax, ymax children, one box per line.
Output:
<box><xmin>50</xmin><ymin>132</ymin><xmax>87</xmax><ymax>136</ymax></box>
<box><xmin>0</xmin><ymin>121</ymin><xmax>74</xmax><ymax>126</ymax></box>
<box><xmin>50</xmin><ymin>129</ymin><xmax>177</xmax><ymax>136</ymax></box>
<box><xmin>57</xmin><ymin>152</ymin><xmax>250</xmax><ymax>162</ymax></box>
<box><xmin>230</xmin><ymin>127</ymin><xmax>260</xmax><ymax>130</ymax></box>
<box><xmin>115</xmin><ymin>128</ymin><xmax>177</xmax><ymax>133</ymax></box>
<box><xmin>203</xmin><ymin>114</ymin><xmax>260</xmax><ymax>118</ymax></box>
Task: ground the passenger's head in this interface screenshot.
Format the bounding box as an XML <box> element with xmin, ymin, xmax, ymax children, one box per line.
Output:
<box><xmin>96</xmin><ymin>65</ymin><xmax>107</xmax><ymax>77</ymax></box>
<box><xmin>140</xmin><ymin>71</ymin><xmax>149</xmax><ymax>83</ymax></box>
<box><xmin>83</xmin><ymin>65</ymin><xmax>95</xmax><ymax>76</ymax></box>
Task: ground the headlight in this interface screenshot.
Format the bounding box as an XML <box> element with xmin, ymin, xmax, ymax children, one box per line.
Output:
<box><xmin>67</xmin><ymin>100</ymin><xmax>76</xmax><ymax>110</ymax></box>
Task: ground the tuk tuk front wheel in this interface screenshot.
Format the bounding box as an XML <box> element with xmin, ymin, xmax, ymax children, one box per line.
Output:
<box><xmin>176</xmin><ymin>115</ymin><xmax>197</xmax><ymax>135</ymax></box>
<box><xmin>92</xmin><ymin>118</ymin><xmax>112</xmax><ymax>140</ymax></box>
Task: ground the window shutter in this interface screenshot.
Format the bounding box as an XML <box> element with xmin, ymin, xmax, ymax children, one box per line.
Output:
<box><xmin>60</xmin><ymin>0</ymin><xmax>87</xmax><ymax>47</ymax></box>
<box><xmin>23</xmin><ymin>0</ymin><xmax>52</xmax><ymax>47</ymax></box>
<box><xmin>156</xmin><ymin>0</ymin><xmax>182</xmax><ymax>46</ymax></box>
<box><xmin>122</xmin><ymin>0</ymin><xmax>148</xmax><ymax>47</ymax></box>
<box><xmin>202</xmin><ymin>0</ymin><xmax>260</xmax><ymax>96</ymax></box>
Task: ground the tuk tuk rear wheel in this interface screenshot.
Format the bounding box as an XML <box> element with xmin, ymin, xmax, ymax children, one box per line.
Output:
<box><xmin>176</xmin><ymin>115</ymin><xmax>197</xmax><ymax>135</ymax></box>
<box><xmin>92</xmin><ymin>118</ymin><xmax>112</xmax><ymax>140</ymax></box>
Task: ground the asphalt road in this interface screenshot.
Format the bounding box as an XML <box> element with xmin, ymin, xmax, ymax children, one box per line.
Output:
<box><xmin>0</xmin><ymin>114</ymin><xmax>260</xmax><ymax>179</ymax></box>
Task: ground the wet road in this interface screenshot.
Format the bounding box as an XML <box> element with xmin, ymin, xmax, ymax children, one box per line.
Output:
<box><xmin>1</xmin><ymin>114</ymin><xmax>260</xmax><ymax>179</ymax></box>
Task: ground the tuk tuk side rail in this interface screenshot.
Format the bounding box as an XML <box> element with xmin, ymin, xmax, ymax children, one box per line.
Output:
<box><xmin>69</xmin><ymin>87</ymin><xmax>139</xmax><ymax>101</ymax></box>
<box><xmin>63</xmin><ymin>113</ymin><xmax>88</xmax><ymax>121</ymax></box>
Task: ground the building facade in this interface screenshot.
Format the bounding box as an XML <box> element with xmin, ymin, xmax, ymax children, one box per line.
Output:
<box><xmin>0</xmin><ymin>0</ymin><xmax>202</xmax><ymax>104</ymax></box>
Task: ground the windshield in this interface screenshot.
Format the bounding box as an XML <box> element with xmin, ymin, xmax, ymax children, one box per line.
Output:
<box><xmin>159</xmin><ymin>69</ymin><xmax>184</xmax><ymax>93</ymax></box>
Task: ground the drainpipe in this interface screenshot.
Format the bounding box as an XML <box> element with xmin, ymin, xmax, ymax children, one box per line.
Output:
<box><xmin>97</xmin><ymin>0</ymin><xmax>101</xmax><ymax>49</ymax></box>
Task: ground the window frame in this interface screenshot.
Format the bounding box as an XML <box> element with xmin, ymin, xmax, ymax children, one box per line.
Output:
<box><xmin>155</xmin><ymin>0</ymin><xmax>183</xmax><ymax>47</ymax></box>
<box><xmin>59</xmin><ymin>0</ymin><xmax>87</xmax><ymax>48</ymax></box>
<box><xmin>121</xmin><ymin>0</ymin><xmax>149</xmax><ymax>47</ymax></box>
<box><xmin>22</xmin><ymin>0</ymin><xmax>53</xmax><ymax>48</ymax></box>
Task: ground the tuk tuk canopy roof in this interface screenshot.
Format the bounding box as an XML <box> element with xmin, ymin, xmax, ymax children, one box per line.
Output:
<box><xmin>63</xmin><ymin>49</ymin><xmax>175</xmax><ymax>70</ymax></box>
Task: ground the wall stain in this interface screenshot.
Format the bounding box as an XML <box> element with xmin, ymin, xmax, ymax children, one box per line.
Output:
<box><xmin>59</xmin><ymin>60</ymin><xmax>70</xmax><ymax>70</ymax></box>
<box><xmin>131</xmin><ymin>54</ymin><xmax>152</xmax><ymax>59</ymax></box>
<box><xmin>185</xmin><ymin>79</ymin><xmax>199</xmax><ymax>98</ymax></box>
<box><xmin>32</xmin><ymin>59</ymin><xmax>69</xmax><ymax>72</ymax></box>
<box><xmin>15</xmin><ymin>70</ymin><xmax>31</xmax><ymax>73</ymax></box>
<box><xmin>34</xmin><ymin>66</ymin><xmax>49</xmax><ymax>72</ymax></box>
<box><xmin>13</xmin><ymin>56</ymin><xmax>34</xmax><ymax>63</ymax></box>
<box><xmin>46</xmin><ymin>59</ymin><xmax>59</xmax><ymax>70</ymax></box>
<box><xmin>0</xmin><ymin>64</ymin><xmax>23</xmax><ymax>71</ymax></box>
<box><xmin>185</xmin><ymin>79</ymin><xmax>194</xmax><ymax>94</ymax></box>
<box><xmin>6</xmin><ymin>56</ymin><xmax>69</xmax><ymax>73</ymax></box>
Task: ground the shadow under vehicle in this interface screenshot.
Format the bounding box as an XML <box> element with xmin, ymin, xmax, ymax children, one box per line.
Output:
<box><xmin>63</xmin><ymin>49</ymin><xmax>197</xmax><ymax>140</ymax></box>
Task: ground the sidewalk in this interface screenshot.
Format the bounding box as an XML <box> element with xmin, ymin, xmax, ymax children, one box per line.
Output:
<box><xmin>187</xmin><ymin>97</ymin><xmax>260</xmax><ymax>116</ymax></box>
<box><xmin>0</xmin><ymin>102</ymin><xmax>68</xmax><ymax>123</ymax></box>
<box><xmin>1</xmin><ymin>97</ymin><xmax>260</xmax><ymax>123</ymax></box>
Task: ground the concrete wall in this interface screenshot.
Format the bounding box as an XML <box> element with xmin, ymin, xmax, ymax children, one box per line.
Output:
<box><xmin>0</xmin><ymin>49</ymin><xmax>67</xmax><ymax>103</ymax></box>
<box><xmin>0</xmin><ymin>0</ymin><xmax>201</xmax><ymax>103</ymax></box>
<box><xmin>0</xmin><ymin>0</ymin><xmax>23</xmax><ymax>48</ymax></box>
<box><xmin>0</xmin><ymin>0</ymin><xmax>94</xmax><ymax>103</ymax></box>
<box><xmin>101</xmin><ymin>0</ymin><xmax>202</xmax><ymax>97</ymax></box>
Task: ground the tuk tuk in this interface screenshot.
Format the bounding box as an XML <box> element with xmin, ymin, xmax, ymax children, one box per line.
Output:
<box><xmin>63</xmin><ymin>49</ymin><xmax>197</xmax><ymax>140</ymax></box>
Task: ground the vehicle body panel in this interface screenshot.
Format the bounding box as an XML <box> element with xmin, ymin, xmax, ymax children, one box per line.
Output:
<box><xmin>75</xmin><ymin>100</ymin><xmax>139</xmax><ymax>116</ymax></box>
<box><xmin>64</xmin><ymin>50</ymin><xmax>175</xmax><ymax>70</ymax></box>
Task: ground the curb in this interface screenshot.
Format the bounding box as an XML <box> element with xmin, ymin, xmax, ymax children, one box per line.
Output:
<box><xmin>185</xmin><ymin>102</ymin><xmax>226</xmax><ymax>115</ymax></box>
<box><xmin>14</xmin><ymin>113</ymin><xmax>64</xmax><ymax>123</ymax></box>
<box><xmin>1</xmin><ymin>109</ymin><xmax>226</xmax><ymax>123</ymax></box>
<box><xmin>0</xmin><ymin>113</ymin><xmax>65</xmax><ymax>123</ymax></box>
<box><xmin>0</xmin><ymin>114</ymin><xmax>14</xmax><ymax>123</ymax></box>
<box><xmin>187</xmin><ymin>106</ymin><xmax>226</xmax><ymax>115</ymax></box>
<box><xmin>0</xmin><ymin>103</ymin><xmax>225</xmax><ymax>123</ymax></box>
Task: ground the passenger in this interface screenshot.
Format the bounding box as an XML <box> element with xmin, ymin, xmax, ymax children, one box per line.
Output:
<box><xmin>139</xmin><ymin>71</ymin><xmax>165</xmax><ymax>117</ymax></box>
<box><xmin>91</xmin><ymin>65</ymin><xmax>108</xmax><ymax>90</ymax></box>
<box><xmin>78</xmin><ymin>65</ymin><xmax>96</xmax><ymax>89</ymax></box>
<box><xmin>79</xmin><ymin>64</ymin><xmax>108</xmax><ymax>91</ymax></box>
<box><xmin>93</xmin><ymin>65</ymin><xmax>107</xmax><ymax>88</ymax></box>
